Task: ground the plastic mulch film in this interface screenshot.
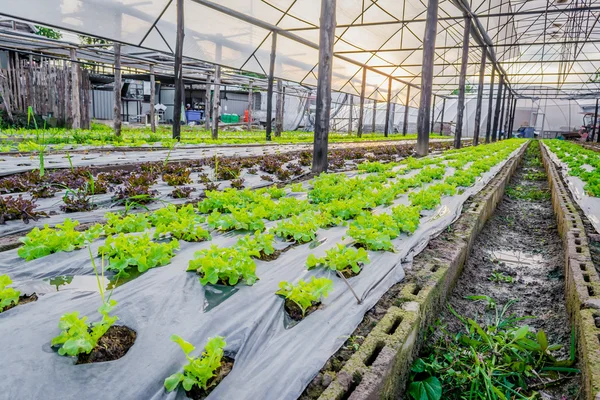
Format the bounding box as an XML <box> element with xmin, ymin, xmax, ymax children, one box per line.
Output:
<box><xmin>542</xmin><ymin>142</ymin><xmax>600</xmax><ymax>234</ymax></box>
<box><xmin>0</xmin><ymin>143</ymin><xmax>524</xmax><ymax>400</ymax></box>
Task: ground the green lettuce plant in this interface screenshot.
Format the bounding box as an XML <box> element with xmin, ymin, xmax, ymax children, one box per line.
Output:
<box><xmin>276</xmin><ymin>277</ymin><xmax>333</xmax><ymax>317</ymax></box>
<box><xmin>0</xmin><ymin>274</ymin><xmax>20</xmax><ymax>312</ymax></box>
<box><xmin>187</xmin><ymin>245</ymin><xmax>258</xmax><ymax>286</ymax></box>
<box><xmin>164</xmin><ymin>335</ymin><xmax>227</xmax><ymax>393</ymax></box>
<box><xmin>306</xmin><ymin>244</ymin><xmax>369</xmax><ymax>276</ymax></box>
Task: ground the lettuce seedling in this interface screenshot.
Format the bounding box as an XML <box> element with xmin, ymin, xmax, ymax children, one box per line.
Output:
<box><xmin>164</xmin><ymin>335</ymin><xmax>227</xmax><ymax>393</ymax></box>
<box><xmin>236</xmin><ymin>231</ymin><xmax>275</xmax><ymax>259</ymax></box>
<box><xmin>391</xmin><ymin>204</ymin><xmax>422</xmax><ymax>234</ymax></box>
<box><xmin>18</xmin><ymin>219</ymin><xmax>102</xmax><ymax>260</ymax></box>
<box><xmin>0</xmin><ymin>274</ymin><xmax>20</xmax><ymax>312</ymax></box>
<box><xmin>98</xmin><ymin>233</ymin><xmax>179</xmax><ymax>278</ymax></box>
<box><xmin>207</xmin><ymin>206</ymin><xmax>266</xmax><ymax>232</ymax></box>
<box><xmin>276</xmin><ymin>277</ymin><xmax>333</xmax><ymax>317</ymax></box>
<box><xmin>103</xmin><ymin>212</ymin><xmax>150</xmax><ymax>235</ymax></box>
<box><xmin>188</xmin><ymin>245</ymin><xmax>258</xmax><ymax>286</ymax></box>
<box><xmin>273</xmin><ymin>212</ymin><xmax>320</xmax><ymax>243</ymax></box>
<box><xmin>306</xmin><ymin>244</ymin><xmax>369</xmax><ymax>276</ymax></box>
<box><xmin>152</xmin><ymin>205</ymin><xmax>210</xmax><ymax>242</ymax></box>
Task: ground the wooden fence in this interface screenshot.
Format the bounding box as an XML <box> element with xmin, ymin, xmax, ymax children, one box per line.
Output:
<box><xmin>0</xmin><ymin>52</ymin><xmax>90</xmax><ymax>128</ymax></box>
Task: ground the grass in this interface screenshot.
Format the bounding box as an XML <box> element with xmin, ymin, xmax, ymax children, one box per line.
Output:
<box><xmin>505</xmin><ymin>185</ymin><xmax>550</xmax><ymax>201</ymax></box>
<box><xmin>407</xmin><ymin>297</ymin><xmax>578</xmax><ymax>400</ymax></box>
<box><xmin>0</xmin><ymin>122</ymin><xmax>447</xmax><ymax>151</ymax></box>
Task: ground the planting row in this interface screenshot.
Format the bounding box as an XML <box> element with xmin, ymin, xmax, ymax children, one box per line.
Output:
<box><xmin>0</xmin><ymin>142</ymin><xmax>453</xmax><ymax>231</ymax></box>
<box><xmin>0</xmin><ymin>123</ymin><xmax>443</xmax><ymax>152</ymax></box>
<box><xmin>544</xmin><ymin>140</ymin><xmax>600</xmax><ymax>197</ymax></box>
<box><xmin>0</xmin><ymin>139</ymin><xmax>524</xmax><ymax>399</ymax></box>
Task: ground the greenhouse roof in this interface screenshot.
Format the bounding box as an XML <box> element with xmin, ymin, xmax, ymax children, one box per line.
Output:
<box><xmin>1</xmin><ymin>0</ymin><xmax>600</xmax><ymax>101</ymax></box>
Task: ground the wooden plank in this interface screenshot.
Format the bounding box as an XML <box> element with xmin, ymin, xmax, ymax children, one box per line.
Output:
<box><xmin>473</xmin><ymin>47</ymin><xmax>486</xmax><ymax>145</ymax></box>
<box><xmin>266</xmin><ymin>32</ymin><xmax>277</xmax><ymax>141</ymax></box>
<box><xmin>384</xmin><ymin>77</ymin><xmax>392</xmax><ymax>136</ymax></box>
<box><xmin>211</xmin><ymin>65</ymin><xmax>221</xmax><ymax>139</ymax></box>
<box><xmin>205</xmin><ymin>73</ymin><xmax>212</xmax><ymax>131</ymax></box>
<box><xmin>275</xmin><ymin>78</ymin><xmax>283</xmax><ymax>137</ymax></box>
<box><xmin>247</xmin><ymin>80</ymin><xmax>253</xmax><ymax>131</ymax></box>
<box><xmin>150</xmin><ymin>65</ymin><xmax>156</xmax><ymax>132</ymax></box>
<box><xmin>114</xmin><ymin>43</ymin><xmax>122</xmax><ymax>136</ymax></box>
<box><xmin>70</xmin><ymin>48</ymin><xmax>81</xmax><ymax>129</ymax></box>
<box><xmin>372</xmin><ymin>99</ymin><xmax>377</xmax><ymax>133</ymax></box>
<box><xmin>485</xmin><ymin>68</ymin><xmax>496</xmax><ymax>143</ymax></box>
<box><xmin>403</xmin><ymin>85</ymin><xmax>410</xmax><ymax>135</ymax></box>
<box><xmin>357</xmin><ymin>67</ymin><xmax>366</xmax><ymax>138</ymax></box>
<box><xmin>312</xmin><ymin>0</ymin><xmax>336</xmax><ymax>173</ymax></box>
<box><xmin>172</xmin><ymin>0</ymin><xmax>184</xmax><ymax>140</ymax></box>
<box><xmin>348</xmin><ymin>94</ymin><xmax>353</xmax><ymax>133</ymax></box>
<box><xmin>491</xmin><ymin>74</ymin><xmax>503</xmax><ymax>142</ymax></box>
<box><xmin>416</xmin><ymin>0</ymin><xmax>439</xmax><ymax>156</ymax></box>
<box><xmin>454</xmin><ymin>16</ymin><xmax>471</xmax><ymax>149</ymax></box>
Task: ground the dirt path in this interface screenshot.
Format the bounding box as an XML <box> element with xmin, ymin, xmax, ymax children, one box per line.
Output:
<box><xmin>418</xmin><ymin>142</ymin><xmax>580</xmax><ymax>399</ymax></box>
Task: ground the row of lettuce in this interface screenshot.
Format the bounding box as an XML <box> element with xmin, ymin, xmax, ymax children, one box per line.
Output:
<box><xmin>544</xmin><ymin>140</ymin><xmax>600</xmax><ymax>197</ymax></box>
<box><xmin>0</xmin><ymin>139</ymin><xmax>524</xmax><ymax>398</ymax></box>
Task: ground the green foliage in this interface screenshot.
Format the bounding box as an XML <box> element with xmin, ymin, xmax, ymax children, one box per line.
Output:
<box><xmin>187</xmin><ymin>245</ymin><xmax>258</xmax><ymax>286</ymax></box>
<box><xmin>35</xmin><ymin>26</ymin><xmax>63</xmax><ymax>40</ymax></box>
<box><xmin>0</xmin><ymin>274</ymin><xmax>20</xmax><ymax>312</ymax></box>
<box><xmin>97</xmin><ymin>234</ymin><xmax>179</xmax><ymax>278</ymax></box>
<box><xmin>164</xmin><ymin>336</ymin><xmax>226</xmax><ymax>393</ymax></box>
<box><xmin>409</xmin><ymin>183</ymin><xmax>456</xmax><ymax>210</ymax></box>
<box><xmin>103</xmin><ymin>212</ymin><xmax>150</xmax><ymax>235</ymax></box>
<box><xmin>391</xmin><ymin>204</ymin><xmax>422</xmax><ymax>234</ymax></box>
<box><xmin>207</xmin><ymin>206</ymin><xmax>266</xmax><ymax>232</ymax></box>
<box><xmin>266</xmin><ymin>197</ymin><xmax>314</xmax><ymax>220</ymax></box>
<box><xmin>347</xmin><ymin>213</ymin><xmax>399</xmax><ymax>251</ymax></box>
<box><xmin>18</xmin><ymin>219</ymin><xmax>102</xmax><ymax>260</ymax></box>
<box><xmin>152</xmin><ymin>205</ymin><xmax>210</xmax><ymax>242</ymax></box>
<box><xmin>488</xmin><ymin>271</ymin><xmax>514</xmax><ymax>284</ymax></box>
<box><xmin>236</xmin><ymin>231</ymin><xmax>275</xmax><ymax>258</ymax></box>
<box><xmin>408</xmin><ymin>298</ymin><xmax>578</xmax><ymax>400</ymax></box>
<box><xmin>51</xmin><ymin>299</ymin><xmax>118</xmax><ymax>356</ymax></box>
<box><xmin>505</xmin><ymin>185</ymin><xmax>550</xmax><ymax>201</ymax></box>
<box><xmin>306</xmin><ymin>244</ymin><xmax>369</xmax><ymax>275</ymax></box>
<box><xmin>276</xmin><ymin>277</ymin><xmax>333</xmax><ymax>316</ymax></box>
<box><xmin>273</xmin><ymin>212</ymin><xmax>321</xmax><ymax>243</ymax></box>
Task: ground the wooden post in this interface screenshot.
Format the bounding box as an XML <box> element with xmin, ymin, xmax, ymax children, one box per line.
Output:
<box><xmin>205</xmin><ymin>73</ymin><xmax>212</xmax><ymax>130</ymax></box>
<box><xmin>497</xmin><ymin>83</ymin><xmax>507</xmax><ymax>141</ymax></box>
<box><xmin>275</xmin><ymin>78</ymin><xmax>283</xmax><ymax>137</ymax></box>
<box><xmin>592</xmin><ymin>99</ymin><xmax>599</xmax><ymax>142</ymax></box>
<box><xmin>70</xmin><ymin>48</ymin><xmax>81</xmax><ymax>130</ymax></box>
<box><xmin>311</xmin><ymin>0</ymin><xmax>336</xmax><ymax>174</ymax></box>
<box><xmin>473</xmin><ymin>47</ymin><xmax>486</xmax><ymax>146</ymax></box>
<box><xmin>403</xmin><ymin>86</ymin><xmax>410</xmax><ymax>135</ymax></box>
<box><xmin>416</xmin><ymin>0</ymin><xmax>439</xmax><ymax>156</ymax></box>
<box><xmin>266</xmin><ymin>32</ymin><xmax>277</xmax><ymax>141</ymax></box>
<box><xmin>211</xmin><ymin>65</ymin><xmax>221</xmax><ymax>139</ymax></box>
<box><xmin>491</xmin><ymin>75</ymin><xmax>503</xmax><ymax>142</ymax></box>
<box><xmin>430</xmin><ymin>94</ymin><xmax>437</xmax><ymax>134</ymax></box>
<box><xmin>113</xmin><ymin>43</ymin><xmax>122</xmax><ymax>137</ymax></box>
<box><xmin>247</xmin><ymin>80</ymin><xmax>253</xmax><ymax>131</ymax></box>
<box><xmin>172</xmin><ymin>0</ymin><xmax>184</xmax><ymax>140</ymax></box>
<box><xmin>508</xmin><ymin>97</ymin><xmax>517</xmax><ymax>138</ymax></box>
<box><xmin>149</xmin><ymin>64</ymin><xmax>156</xmax><ymax>132</ymax></box>
<box><xmin>348</xmin><ymin>94</ymin><xmax>353</xmax><ymax>133</ymax></box>
<box><xmin>372</xmin><ymin>99</ymin><xmax>377</xmax><ymax>133</ymax></box>
<box><xmin>440</xmin><ymin>98</ymin><xmax>446</xmax><ymax>135</ymax></box>
<box><xmin>485</xmin><ymin>68</ymin><xmax>495</xmax><ymax>143</ymax></box>
<box><xmin>503</xmin><ymin>92</ymin><xmax>512</xmax><ymax>139</ymax></box>
<box><xmin>357</xmin><ymin>67</ymin><xmax>366</xmax><ymax>138</ymax></box>
<box><xmin>384</xmin><ymin>77</ymin><xmax>392</xmax><ymax>137</ymax></box>
<box><xmin>454</xmin><ymin>15</ymin><xmax>471</xmax><ymax>149</ymax></box>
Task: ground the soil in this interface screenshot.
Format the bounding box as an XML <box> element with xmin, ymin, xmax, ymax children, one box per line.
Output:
<box><xmin>185</xmin><ymin>356</ymin><xmax>235</xmax><ymax>400</ymax></box>
<box><xmin>76</xmin><ymin>325</ymin><xmax>137</xmax><ymax>364</ymax></box>
<box><xmin>424</xmin><ymin>142</ymin><xmax>580</xmax><ymax>399</ymax></box>
<box><xmin>285</xmin><ymin>299</ymin><xmax>321</xmax><ymax>321</ymax></box>
<box><xmin>1</xmin><ymin>292</ymin><xmax>38</xmax><ymax>312</ymax></box>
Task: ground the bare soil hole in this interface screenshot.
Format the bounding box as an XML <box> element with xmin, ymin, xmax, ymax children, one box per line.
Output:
<box><xmin>1</xmin><ymin>293</ymin><xmax>38</xmax><ymax>312</ymax></box>
<box><xmin>76</xmin><ymin>325</ymin><xmax>136</xmax><ymax>364</ymax></box>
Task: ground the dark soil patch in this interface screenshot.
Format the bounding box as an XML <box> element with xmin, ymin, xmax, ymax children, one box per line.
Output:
<box><xmin>419</xmin><ymin>142</ymin><xmax>580</xmax><ymax>399</ymax></box>
<box><xmin>76</xmin><ymin>325</ymin><xmax>137</xmax><ymax>364</ymax></box>
<box><xmin>185</xmin><ymin>356</ymin><xmax>234</xmax><ymax>400</ymax></box>
<box><xmin>1</xmin><ymin>292</ymin><xmax>38</xmax><ymax>312</ymax></box>
<box><xmin>284</xmin><ymin>298</ymin><xmax>321</xmax><ymax>321</ymax></box>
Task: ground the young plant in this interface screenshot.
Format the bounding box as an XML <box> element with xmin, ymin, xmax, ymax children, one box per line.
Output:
<box><xmin>164</xmin><ymin>335</ymin><xmax>227</xmax><ymax>393</ymax></box>
<box><xmin>273</xmin><ymin>212</ymin><xmax>320</xmax><ymax>243</ymax></box>
<box><xmin>51</xmin><ymin>248</ymin><xmax>118</xmax><ymax>357</ymax></box>
<box><xmin>18</xmin><ymin>219</ymin><xmax>103</xmax><ymax>260</ymax></box>
<box><xmin>236</xmin><ymin>231</ymin><xmax>275</xmax><ymax>260</ymax></box>
<box><xmin>0</xmin><ymin>274</ymin><xmax>20</xmax><ymax>312</ymax></box>
<box><xmin>187</xmin><ymin>245</ymin><xmax>258</xmax><ymax>286</ymax></box>
<box><xmin>391</xmin><ymin>204</ymin><xmax>421</xmax><ymax>234</ymax></box>
<box><xmin>347</xmin><ymin>213</ymin><xmax>399</xmax><ymax>251</ymax></box>
<box><xmin>0</xmin><ymin>195</ymin><xmax>47</xmax><ymax>224</ymax></box>
<box><xmin>276</xmin><ymin>277</ymin><xmax>333</xmax><ymax>317</ymax></box>
<box><xmin>207</xmin><ymin>207</ymin><xmax>266</xmax><ymax>232</ymax></box>
<box><xmin>307</xmin><ymin>244</ymin><xmax>369</xmax><ymax>277</ymax></box>
<box><xmin>97</xmin><ymin>233</ymin><xmax>179</xmax><ymax>278</ymax></box>
<box><xmin>170</xmin><ymin>186</ymin><xmax>196</xmax><ymax>199</ymax></box>
<box><xmin>153</xmin><ymin>207</ymin><xmax>211</xmax><ymax>242</ymax></box>
<box><xmin>103</xmin><ymin>212</ymin><xmax>150</xmax><ymax>235</ymax></box>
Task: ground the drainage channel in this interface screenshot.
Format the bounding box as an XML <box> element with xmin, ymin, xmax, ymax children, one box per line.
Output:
<box><xmin>409</xmin><ymin>142</ymin><xmax>580</xmax><ymax>399</ymax></box>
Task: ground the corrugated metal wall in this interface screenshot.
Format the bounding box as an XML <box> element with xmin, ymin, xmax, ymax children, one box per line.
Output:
<box><xmin>91</xmin><ymin>90</ymin><xmax>114</xmax><ymax>120</ymax></box>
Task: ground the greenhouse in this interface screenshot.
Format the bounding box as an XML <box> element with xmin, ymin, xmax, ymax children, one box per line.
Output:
<box><xmin>0</xmin><ymin>1</ymin><xmax>599</xmax><ymax>400</ymax></box>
